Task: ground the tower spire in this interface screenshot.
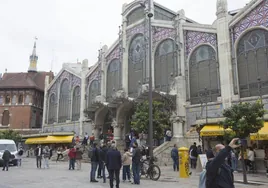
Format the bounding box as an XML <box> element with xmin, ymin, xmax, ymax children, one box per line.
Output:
<box><xmin>28</xmin><ymin>37</ymin><xmax>38</xmax><ymax>72</ymax></box>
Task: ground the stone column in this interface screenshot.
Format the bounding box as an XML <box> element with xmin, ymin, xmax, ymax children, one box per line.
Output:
<box><xmin>216</xmin><ymin>0</ymin><xmax>233</xmax><ymax>108</ymax></box>
<box><xmin>121</xmin><ymin>13</ymin><xmax>128</xmax><ymax>95</ymax></box>
<box><xmin>177</xmin><ymin>9</ymin><xmax>186</xmax><ymax>76</ymax></box>
<box><xmin>101</xmin><ymin>45</ymin><xmax>108</xmax><ymax>101</ymax></box>
<box><xmin>79</xmin><ymin>59</ymin><xmax>88</xmax><ymax>137</ymax></box>
<box><xmin>42</xmin><ymin>75</ymin><xmax>49</xmax><ymax>132</ymax></box>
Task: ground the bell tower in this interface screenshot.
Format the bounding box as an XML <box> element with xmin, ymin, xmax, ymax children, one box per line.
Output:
<box><xmin>28</xmin><ymin>37</ymin><xmax>38</xmax><ymax>72</ymax></box>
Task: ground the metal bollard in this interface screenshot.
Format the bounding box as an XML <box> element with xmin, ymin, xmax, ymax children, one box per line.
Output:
<box><xmin>179</xmin><ymin>147</ymin><xmax>190</xmax><ymax>178</ymax></box>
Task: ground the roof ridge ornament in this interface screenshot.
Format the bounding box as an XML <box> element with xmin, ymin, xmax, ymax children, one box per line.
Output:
<box><xmin>216</xmin><ymin>0</ymin><xmax>228</xmax><ymax>18</ymax></box>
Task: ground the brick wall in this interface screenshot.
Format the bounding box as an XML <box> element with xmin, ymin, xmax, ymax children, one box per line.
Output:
<box><xmin>0</xmin><ymin>105</ymin><xmax>32</xmax><ymax>129</ymax></box>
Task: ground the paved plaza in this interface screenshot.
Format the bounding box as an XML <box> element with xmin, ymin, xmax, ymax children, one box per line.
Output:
<box><xmin>0</xmin><ymin>158</ymin><xmax>268</xmax><ymax>188</ymax></box>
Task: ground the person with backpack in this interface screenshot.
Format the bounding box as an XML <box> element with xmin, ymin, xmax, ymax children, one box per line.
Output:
<box><xmin>199</xmin><ymin>138</ymin><xmax>240</xmax><ymax>188</ymax></box>
<box><xmin>89</xmin><ymin>143</ymin><xmax>99</xmax><ymax>183</ymax></box>
<box><xmin>2</xmin><ymin>149</ymin><xmax>11</xmax><ymax>171</ymax></box>
<box><xmin>132</xmin><ymin>142</ymin><xmax>141</xmax><ymax>185</ymax></box>
<box><xmin>17</xmin><ymin>147</ymin><xmax>24</xmax><ymax>167</ymax></box>
<box><xmin>190</xmin><ymin>144</ymin><xmax>198</xmax><ymax>169</ymax></box>
<box><xmin>171</xmin><ymin>144</ymin><xmax>179</xmax><ymax>171</ymax></box>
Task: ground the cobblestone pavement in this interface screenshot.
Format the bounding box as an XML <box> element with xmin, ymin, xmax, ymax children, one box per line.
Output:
<box><xmin>0</xmin><ymin>158</ymin><xmax>267</xmax><ymax>188</ymax></box>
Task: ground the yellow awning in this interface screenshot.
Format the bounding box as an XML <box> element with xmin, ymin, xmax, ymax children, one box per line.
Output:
<box><xmin>250</xmin><ymin>122</ymin><xmax>268</xmax><ymax>140</ymax></box>
<box><xmin>25</xmin><ymin>137</ymin><xmax>48</xmax><ymax>144</ymax></box>
<box><xmin>45</xmin><ymin>136</ymin><xmax>74</xmax><ymax>144</ymax></box>
<box><xmin>200</xmin><ymin>125</ymin><xmax>232</xmax><ymax>137</ymax></box>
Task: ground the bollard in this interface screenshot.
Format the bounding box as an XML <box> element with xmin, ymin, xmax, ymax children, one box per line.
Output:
<box><xmin>179</xmin><ymin>147</ymin><xmax>190</xmax><ymax>178</ymax></box>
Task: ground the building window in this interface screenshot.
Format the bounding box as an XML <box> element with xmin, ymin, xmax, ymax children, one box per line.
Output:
<box><xmin>58</xmin><ymin>79</ymin><xmax>70</xmax><ymax>123</ymax></box>
<box><xmin>127</xmin><ymin>6</ymin><xmax>145</xmax><ymax>26</ymax></box>
<box><xmin>2</xmin><ymin>110</ymin><xmax>10</xmax><ymax>126</ymax></box>
<box><xmin>48</xmin><ymin>93</ymin><xmax>56</xmax><ymax>124</ymax></box>
<box><xmin>11</xmin><ymin>95</ymin><xmax>17</xmax><ymax>105</ymax></box>
<box><xmin>154</xmin><ymin>39</ymin><xmax>177</xmax><ymax>92</ymax></box>
<box><xmin>18</xmin><ymin>94</ymin><xmax>23</xmax><ymax>104</ymax></box>
<box><xmin>236</xmin><ymin>29</ymin><xmax>268</xmax><ymax>98</ymax></box>
<box><xmin>0</xmin><ymin>95</ymin><xmax>3</xmax><ymax>104</ymax></box>
<box><xmin>72</xmin><ymin>86</ymin><xmax>81</xmax><ymax>121</ymax></box>
<box><xmin>88</xmin><ymin>80</ymin><xmax>100</xmax><ymax>107</ymax></box>
<box><xmin>25</xmin><ymin>95</ymin><xmax>30</xmax><ymax>104</ymax></box>
<box><xmin>189</xmin><ymin>45</ymin><xmax>220</xmax><ymax>104</ymax></box>
<box><xmin>128</xmin><ymin>34</ymin><xmax>145</xmax><ymax>97</ymax></box>
<box><xmin>106</xmin><ymin>59</ymin><xmax>120</xmax><ymax>102</ymax></box>
<box><xmin>5</xmin><ymin>95</ymin><xmax>10</xmax><ymax>104</ymax></box>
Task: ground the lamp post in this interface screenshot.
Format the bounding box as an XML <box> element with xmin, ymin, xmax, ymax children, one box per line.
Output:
<box><xmin>257</xmin><ymin>77</ymin><xmax>262</xmax><ymax>104</ymax></box>
<box><xmin>204</xmin><ymin>88</ymin><xmax>208</xmax><ymax>124</ymax></box>
<box><xmin>147</xmin><ymin>0</ymin><xmax>154</xmax><ymax>160</ymax></box>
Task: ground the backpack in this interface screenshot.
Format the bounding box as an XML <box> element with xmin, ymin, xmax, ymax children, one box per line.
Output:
<box><xmin>198</xmin><ymin>168</ymin><xmax>221</xmax><ymax>188</ymax></box>
<box><xmin>88</xmin><ymin>147</ymin><xmax>94</xmax><ymax>158</ymax></box>
<box><xmin>18</xmin><ymin>150</ymin><xmax>23</xmax><ymax>156</ymax></box>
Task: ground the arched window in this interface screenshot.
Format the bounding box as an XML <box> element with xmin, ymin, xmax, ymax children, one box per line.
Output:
<box><xmin>11</xmin><ymin>95</ymin><xmax>17</xmax><ymax>105</ymax></box>
<box><xmin>72</xmin><ymin>86</ymin><xmax>81</xmax><ymax>121</ymax></box>
<box><xmin>58</xmin><ymin>79</ymin><xmax>70</xmax><ymax>123</ymax></box>
<box><xmin>128</xmin><ymin>34</ymin><xmax>145</xmax><ymax>97</ymax></box>
<box><xmin>18</xmin><ymin>94</ymin><xmax>23</xmax><ymax>104</ymax></box>
<box><xmin>25</xmin><ymin>95</ymin><xmax>30</xmax><ymax>104</ymax></box>
<box><xmin>5</xmin><ymin>95</ymin><xmax>10</xmax><ymax>104</ymax></box>
<box><xmin>236</xmin><ymin>29</ymin><xmax>268</xmax><ymax>98</ymax></box>
<box><xmin>48</xmin><ymin>94</ymin><xmax>56</xmax><ymax>124</ymax></box>
<box><xmin>154</xmin><ymin>39</ymin><xmax>177</xmax><ymax>92</ymax></box>
<box><xmin>106</xmin><ymin>59</ymin><xmax>120</xmax><ymax>102</ymax></box>
<box><xmin>189</xmin><ymin>45</ymin><xmax>220</xmax><ymax>104</ymax></box>
<box><xmin>127</xmin><ymin>7</ymin><xmax>145</xmax><ymax>26</ymax></box>
<box><xmin>88</xmin><ymin>80</ymin><xmax>100</xmax><ymax>107</ymax></box>
<box><xmin>2</xmin><ymin>110</ymin><xmax>10</xmax><ymax>126</ymax></box>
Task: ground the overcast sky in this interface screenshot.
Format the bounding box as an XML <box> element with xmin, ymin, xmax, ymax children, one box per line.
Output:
<box><xmin>0</xmin><ymin>0</ymin><xmax>249</xmax><ymax>75</ymax></box>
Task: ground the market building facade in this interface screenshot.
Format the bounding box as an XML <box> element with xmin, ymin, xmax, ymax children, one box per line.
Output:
<box><xmin>42</xmin><ymin>0</ymin><xmax>268</xmax><ymax>148</ymax></box>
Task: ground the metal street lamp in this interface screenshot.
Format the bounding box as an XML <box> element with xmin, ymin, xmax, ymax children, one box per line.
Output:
<box><xmin>257</xmin><ymin>77</ymin><xmax>262</xmax><ymax>104</ymax></box>
<box><xmin>147</xmin><ymin>0</ymin><xmax>154</xmax><ymax>160</ymax></box>
<box><xmin>204</xmin><ymin>88</ymin><xmax>208</xmax><ymax>124</ymax></box>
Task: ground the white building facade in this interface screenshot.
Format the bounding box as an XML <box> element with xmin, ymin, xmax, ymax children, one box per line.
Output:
<box><xmin>42</xmin><ymin>0</ymin><xmax>268</xmax><ymax>146</ymax></box>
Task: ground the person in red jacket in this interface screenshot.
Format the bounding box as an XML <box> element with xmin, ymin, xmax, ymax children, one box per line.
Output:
<box><xmin>68</xmin><ymin>146</ymin><xmax>76</xmax><ymax>170</ymax></box>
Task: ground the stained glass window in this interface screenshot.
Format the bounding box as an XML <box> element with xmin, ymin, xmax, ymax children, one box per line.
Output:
<box><xmin>72</xmin><ymin>86</ymin><xmax>81</xmax><ymax>121</ymax></box>
<box><xmin>58</xmin><ymin>79</ymin><xmax>70</xmax><ymax>123</ymax></box>
<box><xmin>127</xmin><ymin>6</ymin><xmax>145</xmax><ymax>26</ymax></box>
<box><xmin>236</xmin><ymin>29</ymin><xmax>268</xmax><ymax>98</ymax></box>
<box><xmin>189</xmin><ymin>45</ymin><xmax>220</xmax><ymax>104</ymax></box>
<box><xmin>107</xmin><ymin>59</ymin><xmax>121</xmax><ymax>102</ymax></box>
<box><xmin>154</xmin><ymin>39</ymin><xmax>177</xmax><ymax>92</ymax></box>
<box><xmin>88</xmin><ymin>80</ymin><xmax>100</xmax><ymax>107</ymax></box>
<box><xmin>48</xmin><ymin>93</ymin><xmax>56</xmax><ymax>124</ymax></box>
<box><xmin>128</xmin><ymin>34</ymin><xmax>145</xmax><ymax>97</ymax></box>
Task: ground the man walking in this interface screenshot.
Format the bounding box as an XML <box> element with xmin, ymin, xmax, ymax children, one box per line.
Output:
<box><xmin>171</xmin><ymin>144</ymin><xmax>179</xmax><ymax>171</ymax></box>
<box><xmin>206</xmin><ymin>138</ymin><xmax>240</xmax><ymax>188</ymax></box>
<box><xmin>2</xmin><ymin>149</ymin><xmax>11</xmax><ymax>171</ymax></box>
<box><xmin>107</xmin><ymin>143</ymin><xmax>122</xmax><ymax>188</ymax></box>
<box><xmin>35</xmin><ymin>145</ymin><xmax>42</xmax><ymax>168</ymax></box>
<box><xmin>90</xmin><ymin>143</ymin><xmax>99</xmax><ymax>183</ymax></box>
<box><xmin>132</xmin><ymin>143</ymin><xmax>141</xmax><ymax>185</ymax></box>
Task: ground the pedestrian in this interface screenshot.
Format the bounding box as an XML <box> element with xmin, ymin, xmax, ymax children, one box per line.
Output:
<box><xmin>90</xmin><ymin>143</ymin><xmax>99</xmax><ymax>183</ymax></box>
<box><xmin>107</xmin><ymin>143</ymin><xmax>122</xmax><ymax>188</ymax></box>
<box><xmin>125</xmin><ymin>134</ymin><xmax>131</xmax><ymax>148</ymax></box>
<box><xmin>205</xmin><ymin>138</ymin><xmax>240</xmax><ymax>188</ymax></box>
<box><xmin>43</xmin><ymin>146</ymin><xmax>50</xmax><ymax>169</ymax></box>
<box><xmin>68</xmin><ymin>146</ymin><xmax>76</xmax><ymax>170</ymax></box>
<box><xmin>2</xmin><ymin>148</ymin><xmax>11</xmax><ymax>171</ymax></box>
<box><xmin>89</xmin><ymin>134</ymin><xmax>95</xmax><ymax>146</ymax></box>
<box><xmin>97</xmin><ymin>145</ymin><xmax>103</xmax><ymax>178</ymax></box>
<box><xmin>56</xmin><ymin>147</ymin><xmax>63</xmax><ymax>162</ymax></box>
<box><xmin>189</xmin><ymin>143</ymin><xmax>198</xmax><ymax>169</ymax></box>
<box><xmin>35</xmin><ymin>145</ymin><xmax>43</xmax><ymax>168</ymax></box>
<box><xmin>17</xmin><ymin>147</ymin><xmax>24</xmax><ymax>167</ymax></box>
<box><xmin>230</xmin><ymin>150</ymin><xmax>238</xmax><ymax>172</ymax></box>
<box><xmin>75</xmin><ymin>147</ymin><xmax>83</xmax><ymax>170</ymax></box>
<box><xmin>166</xmin><ymin>129</ymin><xmax>172</xmax><ymax>141</ymax></box>
<box><xmin>122</xmin><ymin>148</ymin><xmax>132</xmax><ymax>182</ymax></box>
<box><xmin>171</xmin><ymin>144</ymin><xmax>179</xmax><ymax>171</ymax></box>
<box><xmin>100</xmin><ymin>144</ymin><xmax>108</xmax><ymax>183</ymax></box>
<box><xmin>132</xmin><ymin>143</ymin><xmax>141</xmax><ymax>185</ymax></box>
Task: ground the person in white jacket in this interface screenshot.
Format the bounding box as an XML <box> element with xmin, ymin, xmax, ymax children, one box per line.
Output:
<box><xmin>246</xmin><ymin>147</ymin><xmax>255</xmax><ymax>170</ymax></box>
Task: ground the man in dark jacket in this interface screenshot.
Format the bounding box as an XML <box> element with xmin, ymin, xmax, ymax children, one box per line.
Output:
<box><xmin>2</xmin><ymin>149</ymin><xmax>11</xmax><ymax>171</ymax></box>
<box><xmin>34</xmin><ymin>145</ymin><xmax>43</xmax><ymax>168</ymax></box>
<box><xmin>106</xmin><ymin>143</ymin><xmax>122</xmax><ymax>188</ymax></box>
<box><xmin>90</xmin><ymin>143</ymin><xmax>99</xmax><ymax>183</ymax></box>
<box><xmin>132</xmin><ymin>143</ymin><xmax>141</xmax><ymax>185</ymax></box>
<box><xmin>99</xmin><ymin>144</ymin><xmax>108</xmax><ymax>183</ymax></box>
<box><xmin>206</xmin><ymin>138</ymin><xmax>240</xmax><ymax>188</ymax></box>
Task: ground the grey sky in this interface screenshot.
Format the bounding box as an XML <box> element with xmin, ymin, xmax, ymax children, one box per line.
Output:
<box><xmin>0</xmin><ymin>0</ymin><xmax>249</xmax><ymax>75</ymax></box>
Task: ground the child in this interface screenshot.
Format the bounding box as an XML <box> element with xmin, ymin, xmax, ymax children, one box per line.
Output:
<box><xmin>122</xmin><ymin>148</ymin><xmax>132</xmax><ymax>182</ymax></box>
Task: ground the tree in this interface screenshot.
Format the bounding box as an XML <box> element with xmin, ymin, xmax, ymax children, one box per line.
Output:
<box><xmin>131</xmin><ymin>100</ymin><xmax>172</xmax><ymax>142</ymax></box>
<box><xmin>221</xmin><ymin>100</ymin><xmax>265</xmax><ymax>184</ymax></box>
<box><xmin>0</xmin><ymin>130</ymin><xmax>22</xmax><ymax>143</ymax></box>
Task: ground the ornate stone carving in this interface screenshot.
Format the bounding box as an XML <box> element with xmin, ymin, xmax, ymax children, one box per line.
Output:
<box><xmin>106</xmin><ymin>46</ymin><xmax>120</xmax><ymax>64</ymax></box>
<box><xmin>126</xmin><ymin>23</ymin><xmax>146</xmax><ymax>43</ymax></box>
<box><xmin>111</xmin><ymin>118</ymin><xmax>118</xmax><ymax>128</ymax></box>
<box><xmin>216</xmin><ymin>0</ymin><xmax>227</xmax><ymax>18</ymax></box>
<box><xmin>152</xmin><ymin>27</ymin><xmax>175</xmax><ymax>51</ymax></box>
<box><xmin>138</xmin><ymin>84</ymin><xmax>149</xmax><ymax>96</ymax></box>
